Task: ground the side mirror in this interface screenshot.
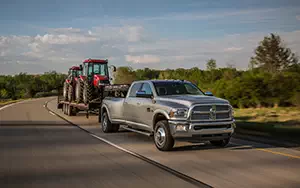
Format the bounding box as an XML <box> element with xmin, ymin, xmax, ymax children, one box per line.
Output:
<box><xmin>79</xmin><ymin>65</ymin><xmax>83</xmax><ymax>70</ymax></box>
<box><xmin>205</xmin><ymin>91</ymin><xmax>214</xmax><ymax>96</ymax></box>
<box><xmin>110</xmin><ymin>65</ymin><xmax>117</xmax><ymax>72</ymax></box>
<box><xmin>136</xmin><ymin>91</ymin><xmax>153</xmax><ymax>98</ymax></box>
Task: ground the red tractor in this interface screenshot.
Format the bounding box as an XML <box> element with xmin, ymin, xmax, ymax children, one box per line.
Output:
<box><xmin>63</xmin><ymin>66</ymin><xmax>82</xmax><ymax>101</ymax></box>
<box><xmin>74</xmin><ymin>59</ymin><xmax>116</xmax><ymax>104</ymax></box>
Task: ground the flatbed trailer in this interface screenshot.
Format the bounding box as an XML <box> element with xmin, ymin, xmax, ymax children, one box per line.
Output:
<box><xmin>57</xmin><ymin>84</ymin><xmax>130</xmax><ymax>118</ymax></box>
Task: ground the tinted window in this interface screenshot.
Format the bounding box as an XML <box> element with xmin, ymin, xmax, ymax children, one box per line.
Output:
<box><xmin>140</xmin><ymin>83</ymin><xmax>153</xmax><ymax>95</ymax></box>
<box><xmin>129</xmin><ymin>83</ymin><xmax>142</xmax><ymax>97</ymax></box>
<box><xmin>153</xmin><ymin>82</ymin><xmax>204</xmax><ymax>96</ymax></box>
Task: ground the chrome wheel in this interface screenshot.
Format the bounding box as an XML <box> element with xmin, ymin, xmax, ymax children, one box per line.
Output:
<box><xmin>155</xmin><ymin>127</ymin><xmax>166</xmax><ymax>148</ymax></box>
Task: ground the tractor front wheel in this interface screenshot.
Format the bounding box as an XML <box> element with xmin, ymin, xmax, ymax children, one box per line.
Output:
<box><xmin>68</xmin><ymin>84</ymin><xmax>73</xmax><ymax>102</ymax></box>
<box><xmin>83</xmin><ymin>81</ymin><xmax>92</xmax><ymax>104</ymax></box>
<box><xmin>75</xmin><ymin>79</ymin><xmax>83</xmax><ymax>103</ymax></box>
<box><xmin>63</xmin><ymin>82</ymin><xmax>69</xmax><ymax>101</ymax></box>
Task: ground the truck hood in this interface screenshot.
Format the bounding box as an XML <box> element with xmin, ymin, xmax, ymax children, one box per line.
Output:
<box><xmin>156</xmin><ymin>95</ymin><xmax>229</xmax><ymax>107</ymax></box>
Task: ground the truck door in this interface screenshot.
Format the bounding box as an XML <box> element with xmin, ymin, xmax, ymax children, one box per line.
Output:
<box><xmin>135</xmin><ymin>82</ymin><xmax>155</xmax><ymax>131</ymax></box>
<box><xmin>123</xmin><ymin>82</ymin><xmax>142</xmax><ymax>123</ymax></box>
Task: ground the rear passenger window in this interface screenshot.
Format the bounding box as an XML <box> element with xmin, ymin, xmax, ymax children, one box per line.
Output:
<box><xmin>129</xmin><ymin>83</ymin><xmax>142</xmax><ymax>97</ymax></box>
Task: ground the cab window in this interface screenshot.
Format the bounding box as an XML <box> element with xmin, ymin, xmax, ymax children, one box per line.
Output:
<box><xmin>140</xmin><ymin>83</ymin><xmax>153</xmax><ymax>95</ymax></box>
<box><xmin>129</xmin><ymin>83</ymin><xmax>142</xmax><ymax>97</ymax></box>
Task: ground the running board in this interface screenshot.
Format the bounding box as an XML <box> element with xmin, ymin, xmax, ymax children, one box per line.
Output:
<box><xmin>121</xmin><ymin>126</ymin><xmax>153</xmax><ymax>136</ymax></box>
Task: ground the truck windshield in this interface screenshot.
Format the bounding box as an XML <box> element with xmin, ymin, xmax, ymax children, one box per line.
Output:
<box><xmin>153</xmin><ymin>82</ymin><xmax>204</xmax><ymax>96</ymax></box>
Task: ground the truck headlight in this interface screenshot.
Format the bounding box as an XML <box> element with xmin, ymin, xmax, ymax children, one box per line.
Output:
<box><xmin>169</xmin><ymin>108</ymin><xmax>189</xmax><ymax>118</ymax></box>
<box><xmin>229</xmin><ymin>105</ymin><xmax>234</xmax><ymax>119</ymax></box>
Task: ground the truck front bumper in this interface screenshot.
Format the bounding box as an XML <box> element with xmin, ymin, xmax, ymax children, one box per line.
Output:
<box><xmin>168</xmin><ymin>120</ymin><xmax>235</xmax><ymax>142</ymax></box>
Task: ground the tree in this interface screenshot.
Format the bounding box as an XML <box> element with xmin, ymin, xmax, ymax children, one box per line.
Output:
<box><xmin>251</xmin><ymin>33</ymin><xmax>298</xmax><ymax>73</ymax></box>
<box><xmin>206</xmin><ymin>59</ymin><xmax>217</xmax><ymax>71</ymax></box>
<box><xmin>113</xmin><ymin>67</ymin><xmax>137</xmax><ymax>84</ymax></box>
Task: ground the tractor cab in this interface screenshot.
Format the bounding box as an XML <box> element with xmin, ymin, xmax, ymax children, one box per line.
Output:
<box><xmin>68</xmin><ymin>66</ymin><xmax>82</xmax><ymax>79</ymax></box>
<box><xmin>80</xmin><ymin>59</ymin><xmax>114</xmax><ymax>87</ymax></box>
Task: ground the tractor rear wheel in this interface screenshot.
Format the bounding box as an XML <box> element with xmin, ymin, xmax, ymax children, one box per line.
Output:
<box><xmin>75</xmin><ymin>79</ymin><xmax>83</xmax><ymax>103</ymax></box>
<box><xmin>83</xmin><ymin>81</ymin><xmax>92</xmax><ymax>104</ymax></box>
<box><xmin>68</xmin><ymin>84</ymin><xmax>73</xmax><ymax>102</ymax></box>
<box><xmin>63</xmin><ymin>82</ymin><xmax>68</xmax><ymax>101</ymax></box>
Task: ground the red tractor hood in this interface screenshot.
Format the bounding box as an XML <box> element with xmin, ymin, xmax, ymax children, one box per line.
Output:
<box><xmin>93</xmin><ymin>75</ymin><xmax>109</xmax><ymax>86</ymax></box>
<box><xmin>94</xmin><ymin>75</ymin><xmax>108</xmax><ymax>80</ymax></box>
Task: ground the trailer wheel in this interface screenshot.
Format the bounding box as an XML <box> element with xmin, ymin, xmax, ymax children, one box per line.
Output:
<box><xmin>83</xmin><ymin>80</ymin><xmax>92</xmax><ymax>104</ymax></box>
<box><xmin>63</xmin><ymin>82</ymin><xmax>68</xmax><ymax>101</ymax></box>
<box><xmin>75</xmin><ymin>79</ymin><xmax>83</xmax><ymax>103</ymax></box>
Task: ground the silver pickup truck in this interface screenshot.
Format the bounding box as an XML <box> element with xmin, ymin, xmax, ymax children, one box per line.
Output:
<box><xmin>100</xmin><ymin>80</ymin><xmax>235</xmax><ymax>151</ymax></box>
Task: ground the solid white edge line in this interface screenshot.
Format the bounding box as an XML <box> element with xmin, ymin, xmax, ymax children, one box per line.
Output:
<box><xmin>49</xmin><ymin>111</ymin><xmax>56</xmax><ymax>116</ymax></box>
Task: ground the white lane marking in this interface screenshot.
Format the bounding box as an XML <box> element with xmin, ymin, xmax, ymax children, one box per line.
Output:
<box><xmin>43</xmin><ymin>100</ymin><xmax>138</xmax><ymax>156</ymax></box>
<box><xmin>49</xmin><ymin>111</ymin><xmax>56</xmax><ymax>116</ymax></box>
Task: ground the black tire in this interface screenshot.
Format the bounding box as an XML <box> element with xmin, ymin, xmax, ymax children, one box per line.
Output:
<box><xmin>112</xmin><ymin>124</ymin><xmax>120</xmax><ymax>132</ymax></box>
<box><xmin>75</xmin><ymin>79</ymin><xmax>83</xmax><ymax>103</ymax></box>
<box><xmin>83</xmin><ymin>80</ymin><xmax>92</xmax><ymax>104</ymax></box>
<box><xmin>68</xmin><ymin>84</ymin><xmax>73</xmax><ymax>102</ymax></box>
<box><xmin>101</xmin><ymin>111</ymin><xmax>113</xmax><ymax>133</ymax></box>
<box><xmin>63</xmin><ymin>82</ymin><xmax>68</xmax><ymax>101</ymax></box>
<box><xmin>154</xmin><ymin>120</ymin><xmax>174</xmax><ymax>151</ymax></box>
<box><xmin>210</xmin><ymin>137</ymin><xmax>231</xmax><ymax>147</ymax></box>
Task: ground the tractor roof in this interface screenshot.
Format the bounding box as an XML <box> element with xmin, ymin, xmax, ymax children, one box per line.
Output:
<box><xmin>70</xmin><ymin>66</ymin><xmax>81</xmax><ymax>70</ymax></box>
<box><xmin>83</xmin><ymin>59</ymin><xmax>108</xmax><ymax>64</ymax></box>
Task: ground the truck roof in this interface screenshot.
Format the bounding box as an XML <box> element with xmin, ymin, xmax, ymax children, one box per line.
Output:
<box><xmin>69</xmin><ymin>66</ymin><xmax>81</xmax><ymax>70</ymax></box>
<box><xmin>83</xmin><ymin>59</ymin><xmax>108</xmax><ymax>64</ymax></box>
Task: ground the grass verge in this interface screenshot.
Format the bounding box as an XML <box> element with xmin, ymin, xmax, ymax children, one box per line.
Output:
<box><xmin>234</xmin><ymin>107</ymin><xmax>300</xmax><ymax>145</ymax></box>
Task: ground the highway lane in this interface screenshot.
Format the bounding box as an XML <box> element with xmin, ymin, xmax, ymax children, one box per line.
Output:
<box><xmin>46</xmin><ymin>97</ymin><xmax>300</xmax><ymax>188</ymax></box>
<box><xmin>0</xmin><ymin>98</ymin><xmax>204</xmax><ymax>188</ymax></box>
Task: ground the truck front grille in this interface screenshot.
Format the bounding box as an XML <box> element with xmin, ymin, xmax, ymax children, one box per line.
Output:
<box><xmin>190</xmin><ymin>104</ymin><xmax>231</xmax><ymax>121</ymax></box>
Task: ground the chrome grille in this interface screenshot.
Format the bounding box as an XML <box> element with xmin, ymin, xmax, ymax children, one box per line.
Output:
<box><xmin>190</xmin><ymin>104</ymin><xmax>231</xmax><ymax>121</ymax></box>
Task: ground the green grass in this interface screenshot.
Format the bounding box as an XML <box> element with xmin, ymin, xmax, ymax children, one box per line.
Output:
<box><xmin>234</xmin><ymin>107</ymin><xmax>300</xmax><ymax>143</ymax></box>
<box><xmin>0</xmin><ymin>99</ymin><xmax>27</xmax><ymax>106</ymax></box>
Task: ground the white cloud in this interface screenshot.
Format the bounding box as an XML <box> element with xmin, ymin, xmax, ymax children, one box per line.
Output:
<box><xmin>125</xmin><ymin>55</ymin><xmax>160</xmax><ymax>64</ymax></box>
<box><xmin>224</xmin><ymin>47</ymin><xmax>243</xmax><ymax>52</ymax></box>
<box><xmin>1</xmin><ymin>25</ymin><xmax>300</xmax><ymax>74</ymax></box>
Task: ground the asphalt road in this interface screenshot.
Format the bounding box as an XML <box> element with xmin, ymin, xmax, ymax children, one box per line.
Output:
<box><xmin>1</xmin><ymin>97</ymin><xmax>300</xmax><ymax>188</ymax></box>
<box><xmin>0</xmin><ymin>98</ymin><xmax>204</xmax><ymax>188</ymax></box>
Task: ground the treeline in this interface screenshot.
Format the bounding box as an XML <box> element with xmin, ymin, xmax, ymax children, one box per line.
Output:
<box><xmin>113</xmin><ymin>33</ymin><xmax>300</xmax><ymax>108</ymax></box>
<box><xmin>0</xmin><ymin>71</ymin><xmax>66</xmax><ymax>100</ymax></box>
<box><xmin>1</xmin><ymin>33</ymin><xmax>299</xmax><ymax>108</ymax></box>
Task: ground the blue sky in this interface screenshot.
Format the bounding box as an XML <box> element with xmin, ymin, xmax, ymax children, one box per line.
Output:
<box><xmin>0</xmin><ymin>0</ymin><xmax>300</xmax><ymax>74</ymax></box>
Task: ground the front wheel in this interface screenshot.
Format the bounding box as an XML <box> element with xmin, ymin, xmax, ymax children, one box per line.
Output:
<box><xmin>154</xmin><ymin>120</ymin><xmax>174</xmax><ymax>151</ymax></box>
<box><xmin>210</xmin><ymin>137</ymin><xmax>231</xmax><ymax>147</ymax></box>
<box><xmin>83</xmin><ymin>81</ymin><xmax>92</xmax><ymax>104</ymax></box>
<box><xmin>75</xmin><ymin>80</ymin><xmax>83</xmax><ymax>103</ymax></box>
<box><xmin>68</xmin><ymin>84</ymin><xmax>73</xmax><ymax>102</ymax></box>
<box><xmin>63</xmin><ymin>82</ymin><xmax>68</xmax><ymax>101</ymax></box>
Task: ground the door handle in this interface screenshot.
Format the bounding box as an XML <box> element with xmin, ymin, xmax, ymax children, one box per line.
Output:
<box><xmin>137</xmin><ymin>102</ymin><xmax>141</xmax><ymax>105</ymax></box>
<box><xmin>124</xmin><ymin>101</ymin><xmax>128</xmax><ymax>104</ymax></box>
